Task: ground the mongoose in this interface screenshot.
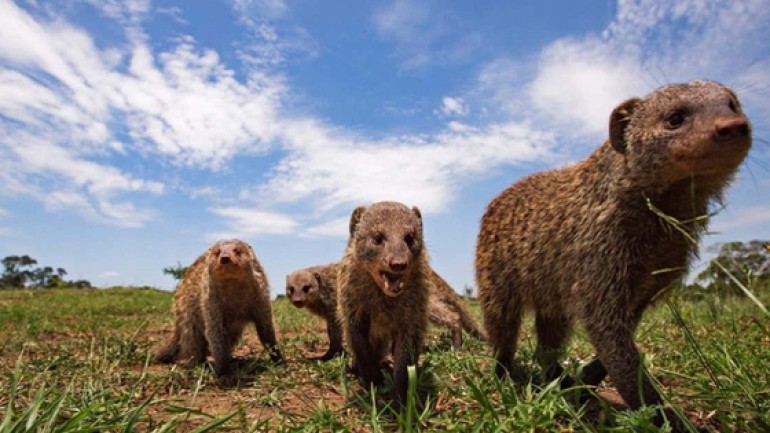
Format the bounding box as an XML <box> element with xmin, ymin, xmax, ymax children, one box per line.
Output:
<box><xmin>153</xmin><ymin>239</ymin><xmax>283</xmax><ymax>385</ymax></box>
<box><xmin>285</xmin><ymin>263</ymin><xmax>343</xmax><ymax>361</ymax></box>
<box><xmin>476</xmin><ymin>81</ymin><xmax>751</xmax><ymax>415</ymax></box>
<box><xmin>287</xmin><ymin>262</ymin><xmax>485</xmax><ymax>359</ymax></box>
<box><xmin>337</xmin><ymin>201</ymin><xmax>430</xmax><ymax>406</ymax></box>
<box><xmin>426</xmin><ymin>268</ymin><xmax>487</xmax><ymax>349</ymax></box>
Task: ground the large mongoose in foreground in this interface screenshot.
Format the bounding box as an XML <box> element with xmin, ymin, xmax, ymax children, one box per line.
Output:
<box><xmin>153</xmin><ymin>239</ymin><xmax>283</xmax><ymax>385</ymax></box>
<box><xmin>285</xmin><ymin>263</ymin><xmax>343</xmax><ymax>361</ymax></box>
<box><xmin>337</xmin><ymin>201</ymin><xmax>430</xmax><ymax>406</ymax></box>
<box><xmin>287</xmin><ymin>262</ymin><xmax>485</xmax><ymax>359</ymax></box>
<box><xmin>476</xmin><ymin>81</ymin><xmax>751</xmax><ymax>416</ymax></box>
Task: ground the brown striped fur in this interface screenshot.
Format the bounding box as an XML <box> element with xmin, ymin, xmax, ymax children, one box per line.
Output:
<box><xmin>153</xmin><ymin>239</ymin><xmax>282</xmax><ymax>385</ymax></box>
<box><xmin>476</xmin><ymin>80</ymin><xmax>751</xmax><ymax>418</ymax></box>
<box><xmin>288</xmin><ymin>261</ymin><xmax>485</xmax><ymax>358</ymax></box>
<box><xmin>286</xmin><ymin>263</ymin><xmax>343</xmax><ymax>361</ymax></box>
<box><xmin>337</xmin><ymin>201</ymin><xmax>430</xmax><ymax>406</ymax></box>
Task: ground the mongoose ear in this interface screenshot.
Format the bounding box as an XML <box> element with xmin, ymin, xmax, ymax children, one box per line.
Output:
<box><xmin>313</xmin><ymin>272</ymin><xmax>322</xmax><ymax>285</ymax></box>
<box><xmin>411</xmin><ymin>206</ymin><xmax>422</xmax><ymax>221</ymax></box>
<box><xmin>349</xmin><ymin>206</ymin><xmax>367</xmax><ymax>237</ymax></box>
<box><xmin>609</xmin><ymin>98</ymin><xmax>640</xmax><ymax>153</ymax></box>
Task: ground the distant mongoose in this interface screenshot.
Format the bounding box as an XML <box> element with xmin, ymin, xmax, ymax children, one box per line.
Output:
<box><xmin>153</xmin><ymin>239</ymin><xmax>283</xmax><ymax>385</ymax></box>
<box><xmin>425</xmin><ymin>268</ymin><xmax>487</xmax><ymax>349</ymax></box>
<box><xmin>287</xmin><ymin>262</ymin><xmax>485</xmax><ymax>359</ymax></box>
<box><xmin>337</xmin><ymin>201</ymin><xmax>430</xmax><ymax>406</ymax></box>
<box><xmin>476</xmin><ymin>81</ymin><xmax>751</xmax><ymax>415</ymax></box>
<box><xmin>285</xmin><ymin>263</ymin><xmax>343</xmax><ymax>361</ymax></box>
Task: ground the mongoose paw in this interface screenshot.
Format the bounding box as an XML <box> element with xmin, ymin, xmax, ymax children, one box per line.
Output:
<box><xmin>216</xmin><ymin>373</ymin><xmax>239</xmax><ymax>389</ymax></box>
<box><xmin>267</xmin><ymin>347</ymin><xmax>284</xmax><ymax>365</ymax></box>
<box><xmin>654</xmin><ymin>406</ymin><xmax>697</xmax><ymax>433</ymax></box>
<box><xmin>307</xmin><ymin>349</ymin><xmax>344</xmax><ymax>362</ymax></box>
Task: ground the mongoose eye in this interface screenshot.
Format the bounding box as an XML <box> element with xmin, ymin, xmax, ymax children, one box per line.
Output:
<box><xmin>302</xmin><ymin>285</ymin><xmax>311</xmax><ymax>293</ymax></box>
<box><xmin>373</xmin><ymin>232</ymin><xmax>385</xmax><ymax>245</ymax></box>
<box><xmin>213</xmin><ymin>248</ymin><xmax>221</xmax><ymax>256</ymax></box>
<box><xmin>728</xmin><ymin>99</ymin><xmax>738</xmax><ymax>113</ymax></box>
<box><xmin>665</xmin><ymin>112</ymin><xmax>685</xmax><ymax>129</ymax></box>
<box><xmin>288</xmin><ymin>286</ymin><xmax>294</xmax><ymax>294</ymax></box>
<box><xmin>404</xmin><ymin>233</ymin><xmax>415</xmax><ymax>247</ymax></box>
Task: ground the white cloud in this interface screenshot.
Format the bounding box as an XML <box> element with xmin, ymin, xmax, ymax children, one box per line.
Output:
<box><xmin>187</xmin><ymin>186</ymin><xmax>222</xmax><ymax>200</ymax></box>
<box><xmin>228</xmin><ymin>0</ymin><xmax>317</xmax><ymax>67</ymax></box>
<box><xmin>11</xmin><ymin>137</ymin><xmax>164</xmax><ymax>196</ymax></box>
<box><xmin>527</xmin><ymin>38</ymin><xmax>647</xmax><ymax>138</ymax></box>
<box><xmin>209</xmin><ymin>207</ymin><xmax>300</xmax><ymax>237</ymax></box>
<box><xmin>256</xmin><ymin>117</ymin><xmax>555</xmax><ymax>214</ymax></box>
<box><xmin>302</xmin><ymin>217</ymin><xmax>350</xmax><ymax>238</ymax></box>
<box><xmin>0</xmin><ymin>1</ymin><xmax>285</xmax><ymax>226</ymax></box>
<box><xmin>0</xmin><ymin>1</ymin><xmax>285</xmax><ymax>162</ymax></box>
<box><xmin>231</xmin><ymin>0</ymin><xmax>288</xmax><ymax>21</ymax></box>
<box><xmin>100</xmin><ymin>271</ymin><xmax>120</xmax><ymax>279</ymax></box>
<box><xmin>477</xmin><ymin>0</ymin><xmax>770</xmax><ymax>143</ymax></box>
<box><xmin>374</xmin><ymin>0</ymin><xmax>433</xmax><ymax>66</ymax></box>
<box><xmin>373</xmin><ymin>0</ymin><xmax>481</xmax><ymax>70</ymax></box>
<box><xmin>440</xmin><ymin>97</ymin><xmax>467</xmax><ymax>117</ymax></box>
<box><xmin>1</xmin><ymin>134</ymin><xmax>161</xmax><ymax>227</ymax></box>
<box><xmin>4</xmin><ymin>0</ymin><xmax>766</xmax><ymax>236</ymax></box>
<box><xmin>156</xmin><ymin>6</ymin><xmax>188</xmax><ymax>25</ymax></box>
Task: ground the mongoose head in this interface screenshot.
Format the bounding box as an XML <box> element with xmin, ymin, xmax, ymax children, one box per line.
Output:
<box><xmin>207</xmin><ymin>239</ymin><xmax>255</xmax><ymax>281</ymax></box>
<box><xmin>609</xmin><ymin>80</ymin><xmax>751</xmax><ymax>187</ymax></box>
<box><xmin>348</xmin><ymin>201</ymin><xmax>424</xmax><ymax>298</ymax></box>
<box><xmin>285</xmin><ymin>269</ymin><xmax>320</xmax><ymax>308</ymax></box>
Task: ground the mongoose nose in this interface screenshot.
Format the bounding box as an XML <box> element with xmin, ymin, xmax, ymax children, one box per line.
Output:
<box><xmin>714</xmin><ymin>117</ymin><xmax>749</xmax><ymax>141</ymax></box>
<box><xmin>388</xmin><ymin>260</ymin><xmax>407</xmax><ymax>273</ymax></box>
<box><xmin>219</xmin><ymin>256</ymin><xmax>232</xmax><ymax>265</ymax></box>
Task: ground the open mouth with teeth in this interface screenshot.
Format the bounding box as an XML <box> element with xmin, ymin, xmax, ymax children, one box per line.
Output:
<box><xmin>378</xmin><ymin>271</ymin><xmax>405</xmax><ymax>297</ymax></box>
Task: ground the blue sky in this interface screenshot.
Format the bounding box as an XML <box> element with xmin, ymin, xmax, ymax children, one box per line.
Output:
<box><xmin>1</xmin><ymin>0</ymin><xmax>769</xmax><ymax>294</ymax></box>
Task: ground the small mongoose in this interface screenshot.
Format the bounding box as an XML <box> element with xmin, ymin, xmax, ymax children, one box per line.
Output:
<box><xmin>153</xmin><ymin>239</ymin><xmax>283</xmax><ymax>385</ymax></box>
<box><xmin>285</xmin><ymin>263</ymin><xmax>344</xmax><ymax>361</ymax></box>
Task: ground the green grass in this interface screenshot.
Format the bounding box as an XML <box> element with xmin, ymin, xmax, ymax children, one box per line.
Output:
<box><xmin>1</xmin><ymin>287</ymin><xmax>768</xmax><ymax>432</ymax></box>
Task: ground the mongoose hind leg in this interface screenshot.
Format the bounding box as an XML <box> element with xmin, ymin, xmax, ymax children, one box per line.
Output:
<box><xmin>252</xmin><ymin>312</ymin><xmax>283</xmax><ymax>363</ymax></box>
<box><xmin>534</xmin><ymin>313</ymin><xmax>574</xmax><ymax>387</ymax></box>
<box><xmin>585</xmin><ymin>316</ymin><xmax>660</xmax><ymax>411</ymax></box>
<box><xmin>179</xmin><ymin>317</ymin><xmax>208</xmax><ymax>366</ymax></box>
<box><xmin>483</xmin><ymin>296</ymin><xmax>524</xmax><ymax>379</ymax></box>
<box><xmin>578</xmin><ymin>357</ymin><xmax>607</xmax><ymax>387</ymax></box>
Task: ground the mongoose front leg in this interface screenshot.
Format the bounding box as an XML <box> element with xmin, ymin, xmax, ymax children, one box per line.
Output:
<box><xmin>203</xmin><ymin>299</ymin><xmax>233</xmax><ymax>381</ymax></box>
<box><xmin>391</xmin><ymin>331</ymin><xmax>420</xmax><ymax>408</ymax></box>
<box><xmin>313</xmin><ymin>320</ymin><xmax>344</xmax><ymax>361</ymax></box>
<box><xmin>347</xmin><ymin>313</ymin><xmax>383</xmax><ymax>387</ymax></box>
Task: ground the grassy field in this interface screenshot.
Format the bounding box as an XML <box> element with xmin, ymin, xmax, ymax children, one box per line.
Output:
<box><xmin>0</xmin><ymin>287</ymin><xmax>768</xmax><ymax>432</ymax></box>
